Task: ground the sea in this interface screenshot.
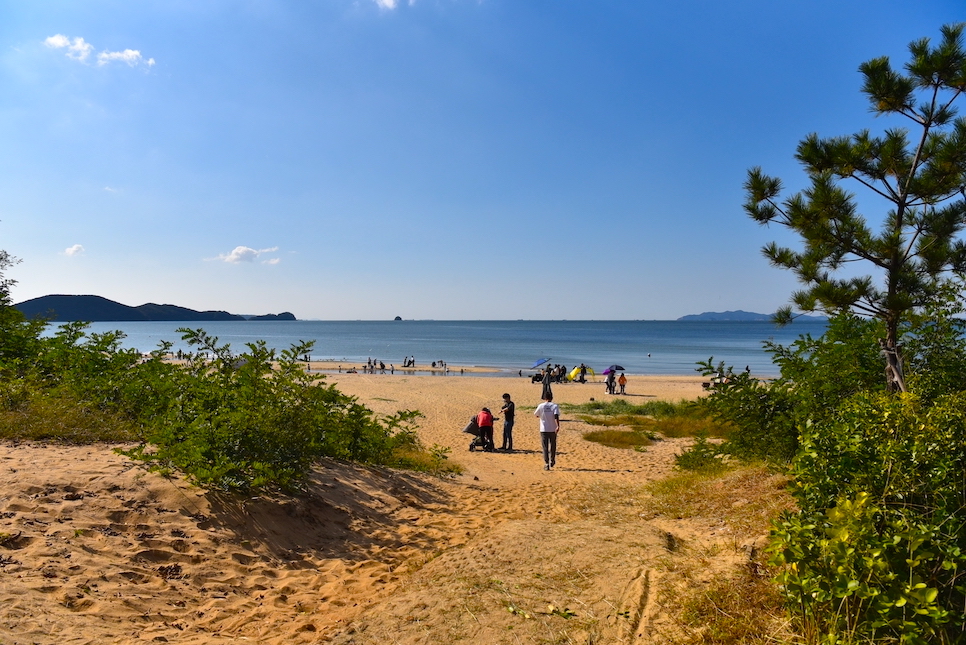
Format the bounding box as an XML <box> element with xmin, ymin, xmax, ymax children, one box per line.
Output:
<box><xmin>67</xmin><ymin>319</ymin><xmax>829</xmax><ymax>377</ymax></box>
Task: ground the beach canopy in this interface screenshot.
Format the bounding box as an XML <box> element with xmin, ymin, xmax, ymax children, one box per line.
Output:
<box><xmin>531</xmin><ymin>358</ymin><xmax>551</xmax><ymax>369</ymax></box>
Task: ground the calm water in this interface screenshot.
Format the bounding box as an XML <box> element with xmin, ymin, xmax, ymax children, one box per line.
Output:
<box><xmin>67</xmin><ymin>320</ymin><xmax>828</xmax><ymax>377</ymax></box>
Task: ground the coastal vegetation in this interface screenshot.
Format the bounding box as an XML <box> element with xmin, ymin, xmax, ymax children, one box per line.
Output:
<box><xmin>744</xmin><ymin>23</ymin><xmax>966</xmax><ymax>394</ymax></box>
<box><xmin>0</xmin><ymin>253</ymin><xmax>454</xmax><ymax>490</ymax></box>
<box><xmin>565</xmin><ymin>398</ymin><xmax>729</xmax><ymax>452</ymax></box>
<box><xmin>691</xmin><ymin>25</ymin><xmax>966</xmax><ymax>645</ymax></box>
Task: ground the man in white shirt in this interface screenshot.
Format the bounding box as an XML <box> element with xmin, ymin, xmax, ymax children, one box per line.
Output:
<box><xmin>534</xmin><ymin>394</ymin><xmax>560</xmax><ymax>470</ymax></box>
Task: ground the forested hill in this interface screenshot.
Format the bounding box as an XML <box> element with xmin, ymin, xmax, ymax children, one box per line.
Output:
<box><xmin>14</xmin><ymin>295</ymin><xmax>296</xmax><ymax>322</ymax></box>
<box><xmin>677</xmin><ymin>310</ymin><xmax>772</xmax><ymax>321</ymax></box>
<box><xmin>677</xmin><ymin>310</ymin><xmax>827</xmax><ymax>321</ymax></box>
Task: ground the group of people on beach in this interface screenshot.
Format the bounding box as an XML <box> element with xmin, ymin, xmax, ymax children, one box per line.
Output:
<box><xmin>528</xmin><ymin>363</ymin><xmax>591</xmax><ymax>384</ymax></box>
<box><xmin>531</xmin><ymin>363</ymin><xmax>569</xmax><ymax>384</ymax></box>
<box><xmin>465</xmin><ymin>391</ymin><xmax>562</xmax><ymax>471</ymax></box>
<box><xmin>605</xmin><ymin>371</ymin><xmax>627</xmax><ymax>395</ymax></box>
<box><xmin>466</xmin><ymin>393</ymin><xmax>515</xmax><ymax>453</ymax></box>
<box><xmin>338</xmin><ymin>357</ymin><xmax>458</xmax><ymax>375</ymax></box>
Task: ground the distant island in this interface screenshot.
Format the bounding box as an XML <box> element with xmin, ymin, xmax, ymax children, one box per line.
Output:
<box><xmin>677</xmin><ymin>310</ymin><xmax>827</xmax><ymax>322</ymax></box>
<box><xmin>14</xmin><ymin>295</ymin><xmax>297</xmax><ymax>322</ymax></box>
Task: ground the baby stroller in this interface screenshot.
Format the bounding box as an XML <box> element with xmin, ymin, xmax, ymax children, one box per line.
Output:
<box><xmin>462</xmin><ymin>416</ymin><xmax>487</xmax><ymax>451</ymax></box>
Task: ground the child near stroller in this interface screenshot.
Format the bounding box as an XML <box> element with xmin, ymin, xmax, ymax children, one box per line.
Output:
<box><xmin>463</xmin><ymin>417</ymin><xmax>485</xmax><ymax>451</ymax></box>
<box><xmin>463</xmin><ymin>408</ymin><xmax>496</xmax><ymax>451</ymax></box>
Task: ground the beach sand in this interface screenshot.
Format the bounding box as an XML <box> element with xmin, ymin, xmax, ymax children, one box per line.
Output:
<box><xmin>0</xmin><ymin>373</ymin><xmax>775</xmax><ymax>644</ymax></box>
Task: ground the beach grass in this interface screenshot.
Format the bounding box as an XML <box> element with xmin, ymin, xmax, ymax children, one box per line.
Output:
<box><xmin>0</xmin><ymin>391</ymin><xmax>143</xmax><ymax>444</ymax></box>
<box><xmin>389</xmin><ymin>441</ymin><xmax>463</xmax><ymax>477</ymax></box>
<box><xmin>643</xmin><ymin>465</ymin><xmax>794</xmax><ymax>536</ymax></box>
<box><xmin>564</xmin><ymin>398</ymin><xmax>730</xmax><ymax>449</ymax></box>
<box><xmin>581</xmin><ymin>427</ymin><xmax>654</xmax><ymax>450</ymax></box>
<box><xmin>644</xmin><ymin>466</ymin><xmax>796</xmax><ymax>645</ymax></box>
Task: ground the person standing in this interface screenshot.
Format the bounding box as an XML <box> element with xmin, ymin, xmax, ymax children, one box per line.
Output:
<box><xmin>499</xmin><ymin>393</ymin><xmax>515</xmax><ymax>451</ymax></box>
<box><xmin>476</xmin><ymin>407</ymin><xmax>495</xmax><ymax>452</ymax></box>
<box><xmin>605</xmin><ymin>370</ymin><xmax>616</xmax><ymax>394</ymax></box>
<box><xmin>534</xmin><ymin>394</ymin><xmax>560</xmax><ymax>470</ymax></box>
<box><xmin>618</xmin><ymin>372</ymin><xmax>627</xmax><ymax>395</ymax></box>
<box><xmin>541</xmin><ymin>365</ymin><xmax>554</xmax><ymax>401</ymax></box>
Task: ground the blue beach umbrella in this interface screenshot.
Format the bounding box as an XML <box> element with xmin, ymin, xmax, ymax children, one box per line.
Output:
<box><xmin>531</xmin><ymin>358</ymin><xmax>551</xmax><ymax>369</ymax></box>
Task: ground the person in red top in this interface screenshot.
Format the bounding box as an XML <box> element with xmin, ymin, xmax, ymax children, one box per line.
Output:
<box><xmin>476</xmin><ymin>407</ymin><xmax>495</xmax><ymax>452</ymax></box>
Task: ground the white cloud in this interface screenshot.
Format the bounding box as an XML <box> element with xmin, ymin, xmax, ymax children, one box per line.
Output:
<box><xmin>262</xmin><ymin>257</ymin><xmax>281</xmax><ymax>265</ymax></box>
<box><xmin>104</xmin><ymin>186</ymin><xmax>119</xmax><ymax>193</ymax></box>
<box><xmin>215</xmin><ymin>246</ymin><xmax>280</xmax><ymax>264</ymax></box>
<box><xmin>44</xmin><ymin>34</ymin><xmax>154</xmax><ymax>67</ymax></box>
<box><xmin>97</xmin><ymin>49</ymin><xmax>155</xmax><ymax>67</ymax></box>
<box><xmin>44</xmin><ymin>34</ymin><xmax>94</xmax><ymax>62</ymax></box>
<box><xmin>375</xmin><ymin>0</ymin><xmax>397</xmax><ymax>7</ymax></box>
<box><xmin>64</xmin><ymin>244</ymin><xmax>85</xmax><ymax>257</ymax></box>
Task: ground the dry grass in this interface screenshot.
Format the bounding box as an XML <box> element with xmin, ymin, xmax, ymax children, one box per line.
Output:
<box><xmin>0</xmin><ymin>394</ymin><xmax>142</xmax><ymax>444</ymax></box>
<box><xmin>569</xmin><ymin>398</ymin><xmax>732</xmax><ymax>448</ymax></box>
<box><xmin>390</xmin><ymin>445</ymin><xmax>464</xmax><ymax>477</ymax></box>
<box><xmin>677</xmin><ymin>564</ymin><xmax>794</xmax><ymax>645</ymax></box>
<box><xmin>643</xmin><ymin>465</ymin><xmax>795</xmax><ymax>536</ymax></box>
<box><xmin>581</xmin><ymin>428</ymin><xmax>654</xmax><ymax>450</ymax></box>
<box><xmin>642</xmin><ymin>465</ymin><xmax>800</xmax><ymax>645</ymax></box>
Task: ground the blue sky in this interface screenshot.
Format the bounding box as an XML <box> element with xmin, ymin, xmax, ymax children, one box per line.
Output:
<box><xmin>1</xmin><ymin>1</ymin><xmax>963</xmax><ymax>320</ymax></box>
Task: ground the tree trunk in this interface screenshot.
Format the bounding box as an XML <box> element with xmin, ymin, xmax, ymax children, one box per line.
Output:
<box><xmin>879</xmin><ymin>336</ymin><xmax>907</xmax><ymax>393</ymax></box>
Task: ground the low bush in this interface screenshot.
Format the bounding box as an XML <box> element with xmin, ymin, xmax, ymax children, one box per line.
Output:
<box><xmin>771</xmin><ymin>392</ymin><xmax>966</xmax><ymax>644</ymax></box>
<box><xmin>673</xmin><ymin>433</ymin><xmax>726</xmax><ymax>474</ymax></box>
<box><xmin>121</xmin><ymin>328</ymin><xmax>426</xmax><ymax>491</ymax></box>
<box><xmin>0</xmin><ymin>319</ymin><xmax>447</xmax><ymax>491</ymax></box>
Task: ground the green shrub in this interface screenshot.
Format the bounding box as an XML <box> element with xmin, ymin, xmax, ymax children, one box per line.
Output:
<box><xmin>771</xmin><ymin>392</ymin><xmax>966</xmax><ymax>644</ymax></box>
<box><xmin>123</xmin><ymin>328</ymin><xmax>422</xmax><ymax>491</ymax></box>
<box><xmin>674</xmin><ymin>433</ymin><xmax>726</xmax><ymax>474</ymax></box>
<box><xmin>697</xmin><ymin>313</ymin><xmax>890</xmax><ymax>465</ymax></box>
<box><xmin>695</xmin><ymin>360</ymin><xmax>799</xmax><ymax>464</ymax></box>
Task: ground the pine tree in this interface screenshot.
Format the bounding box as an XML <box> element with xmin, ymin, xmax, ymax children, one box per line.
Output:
<box><xmin>745</xmin><ymin>23</ymin><xmax>966</xmax><ymax>392</ymax></box>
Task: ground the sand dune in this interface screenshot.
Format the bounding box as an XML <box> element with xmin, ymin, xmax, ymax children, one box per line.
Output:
<box><xmin>0</xmin><ymin>373</ymin><xmax>773</xmax><ymax>644</ymax></box>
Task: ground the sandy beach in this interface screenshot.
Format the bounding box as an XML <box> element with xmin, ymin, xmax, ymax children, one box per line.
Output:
<box><xmin>0</xmin><ymin>373</ymin><xmax>783</xmax><ymax>644</ymax></box>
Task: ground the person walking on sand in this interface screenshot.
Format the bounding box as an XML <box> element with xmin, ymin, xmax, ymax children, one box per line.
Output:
<box><xmin>618</xmin><ymin>372</ymin><xmax>627</xmax><ymax>395</ymax></box>
<box><xmin>500</xmin><ymin>393</ymin><xmax>515</xmax><ymax>451</ymax></box>
<box><xmin>534</xmin><ymin>394</ymin><xmax>560</xmax><ymax>470</ymax></box>
<box><xmin>476</xmin><ymin>407</ymin><xmax>495</xmax><ymax>452</ymax></box>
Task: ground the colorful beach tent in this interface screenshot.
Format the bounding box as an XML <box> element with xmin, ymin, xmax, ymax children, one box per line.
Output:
<box><xmin>568</xmin><ymin>366</ymin><xmax>595</xmax><ymax>381</ymax></box>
